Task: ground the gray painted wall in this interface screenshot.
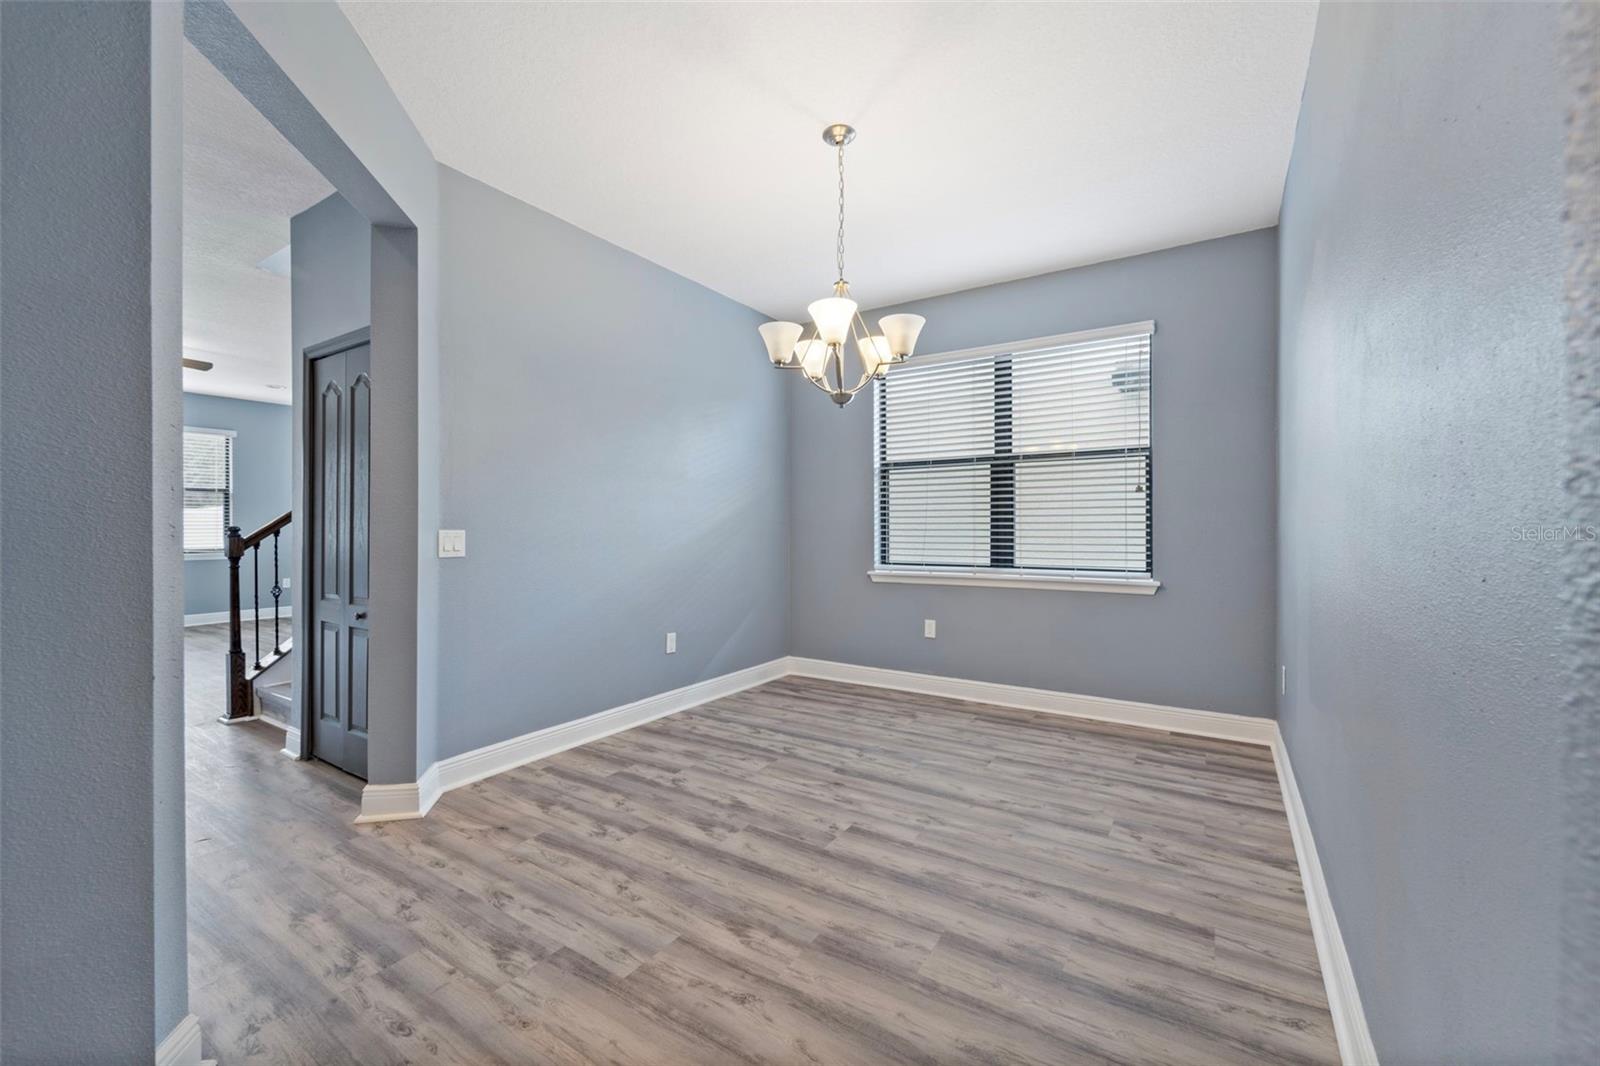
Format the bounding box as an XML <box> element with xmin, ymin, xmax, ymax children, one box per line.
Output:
<box><xmin>789</xmin><ymin>229</ymin><xmax>1279</xmax><ymax>718</ymax></box>
<box><xmin>1</xmin><ymin>0</ymin><xmax>185</xmax><ymax>1056</ymax></box>
<box><xmin>291</xmin><ymin>192</ymin><xmax>371</xmax><ymax>353</ymax></box>
<box><xmin>1278</xmin><ymin>3</ymin><xmax>1569</xmax><ymax>1060</ymax></box>
<box><xmin>433</xmin><ymin>166</ymin><xmax>788</xmax><ymax>760</ymax></box>
<box><xmin>182</xmin><ymin>393</ymin><xmax>294</xmax><ymax>617</ymax></box>
<box><xmin>368</xmin><ymin>221</ymin><xmax>422</xmax><ymax>783</ymax></box>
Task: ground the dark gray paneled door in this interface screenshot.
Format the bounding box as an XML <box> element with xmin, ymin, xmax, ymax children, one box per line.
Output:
<box><xmin>309</xmin><ymin>337</ymin><xmax>371</xmax><ymax>779</ymax></box>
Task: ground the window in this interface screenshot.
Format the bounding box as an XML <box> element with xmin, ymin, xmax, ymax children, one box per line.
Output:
<box><xmin>872</xmin><ymin>322</ymin><xmax>1155</xmax><ymax>593</ymax></box>
<box><xmin>183</xmin><ymin>428</ymin><xmax>233</xmax><ymax>556</ymax></box>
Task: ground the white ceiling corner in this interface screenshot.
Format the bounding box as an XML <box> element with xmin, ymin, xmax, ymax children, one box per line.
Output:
<box><xmin>340</xmin><ymin>1</ymin><xmax>1318</xmax><ymax>320</ymax></box>
<box><xmin>183</xmin><ymin>38</ymin><xmax>333</xmax><ymax>405</ymax></box>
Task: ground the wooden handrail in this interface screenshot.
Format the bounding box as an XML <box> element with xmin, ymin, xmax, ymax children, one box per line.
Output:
<box><xmin>228</xmin><ymin>510</ymin><xmax>292</xmax><ymax>557</ymax></box>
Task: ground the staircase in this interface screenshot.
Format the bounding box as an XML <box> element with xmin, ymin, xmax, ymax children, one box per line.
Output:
<box><xmin>222</xmin><ymin>510</ymin><xmax>293</xmax><ymax>723</ymax></box>
<box><xmin>248</xmin><ymin>636</ymin><xmax>293</xmax><ymax>727</ymax></box>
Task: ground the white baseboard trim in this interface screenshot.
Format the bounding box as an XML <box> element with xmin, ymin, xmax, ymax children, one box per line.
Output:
<box><xmin>355</xmin><ymin>657</ymin><xmax>789</xmax><ymax>824</ymax></box>
<box><xmin>184</xmin><ymin>606</ymin><xmax>293</xmax><ymax>627</ymax></box>
<box><xmin>435</xmin><ymin>658</ymin><xmax>790</xmax><ymax>793</ymax></box>
<box><xmin>362</xmin><ymin>655</ymin><xmax>1273</xmax><ymax>823</ymax></box>
<box><xmin>156</xmin><ymin>1013</ymin><xmax>205</xmax><ymax>1065</ymax></box>
<box><xmin>785</xmin><ymin>656</ymin><xmax>1279</xmax><ymax>746</ymax></box>
<box><xmin>355</xmin><ymin>768</ymin><xmax>439</xmax><ymax>824</ymax></box>
<box><xmin>281</xmin><ymin>725</ymin><xmax>301</xmax><ymax>757</ymax></box>
<box><xmin>1271</xmin><ymin>735</ymin><xmax>1379</xmax><ymax>1065</ymax></box>
<box><xmin>216</xmin><ymin>713</ymin><xmax>260</xmax><ymax>726</ymax></box>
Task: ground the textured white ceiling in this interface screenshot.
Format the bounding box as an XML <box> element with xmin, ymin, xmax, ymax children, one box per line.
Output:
<box><xmin>183</xmin><ymin>39</ymin><xmax>332</xmax><ymax>405</ymax></box>
<box><xmin>341</xmin><ymin>1</ymin><xmax>1317</xmax><ymax>320</ymax></box>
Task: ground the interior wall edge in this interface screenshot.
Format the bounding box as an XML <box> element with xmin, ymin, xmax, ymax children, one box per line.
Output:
<box><xmin>1560</xmin><ymin>0</ymin><xmax>1600</xmax><ymax>1056</ymax></box>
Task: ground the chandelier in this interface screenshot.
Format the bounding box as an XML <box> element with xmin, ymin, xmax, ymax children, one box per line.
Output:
<box><xmin>758</xmin><ymin>124</ymin><xmax>926</xmax><ymax>406</ymax></box>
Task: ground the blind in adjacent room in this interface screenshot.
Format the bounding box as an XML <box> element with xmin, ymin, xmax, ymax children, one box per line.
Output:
<box><xmin>874</xmin><ymin>323</ymin><xmax>1152</xmax><ymax>579</ymax></box>
<box><xmin>182</xmin><ymin>428</ymin><xmax>233</xmax><ymax>555</ymax></box>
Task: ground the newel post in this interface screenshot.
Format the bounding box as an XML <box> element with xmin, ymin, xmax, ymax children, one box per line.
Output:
<box><xmin>222</xmin><ymin>524</ymin><xmax>251</xmax><ymax>721</ymax></box>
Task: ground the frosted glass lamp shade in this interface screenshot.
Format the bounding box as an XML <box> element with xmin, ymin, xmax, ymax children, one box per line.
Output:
<box><xmin>856</xmin><ymin>334</ymin><xmax>892</xmax><ymax>377</ymax></box>
<box><xmin>808</xmin><ymin>296</ymin><xmax>858</xmax><ymax>346</ymax></box>
<box><xmin>879</xmin><ymin>313</ymin><xmax>926</xmax><ymax>358</ymax></box>
<box><xmin>796</xmin><ymin>338</ymin><xmax>831</xmax><ymax>379</ymax></box>
<box><xmin>758</xmin><ymin>321</ymin><xmax>804</xmax><ymax>366</ymax></box>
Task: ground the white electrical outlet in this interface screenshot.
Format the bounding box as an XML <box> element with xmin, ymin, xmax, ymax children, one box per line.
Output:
<box><xmin>281</xmin><ymin>577</ymin><xmax>291</xmax><ymax>590</ymax></box>
<box><xmin>1280</xmin><ymin>665</ymin><xmax>1287</xmax><ymax>696</ymax></box>
<box><xmin>665</xmin><ymin>632</ymin><xmax>676</xmax><ymax>654</ymax></box>
<box><xmin>437</xmin><ymin>529</ymin><xmax>466</xmax><ymax>558</ymax></box>
<box><xmin>924</xmin><ymin>619</ymin><xmax>937</xmax><ymax>639</ymax></box>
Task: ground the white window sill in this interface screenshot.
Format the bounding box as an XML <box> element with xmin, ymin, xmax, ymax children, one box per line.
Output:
<box><xmin>868</xmin><ymin>569</ymin><xmax>1160</xmax><ymax>595</ymax></box>
<box><xmin>184</xmin><ymin>552</ymin><xmax>226</xmax><ymax>562</ymax></box>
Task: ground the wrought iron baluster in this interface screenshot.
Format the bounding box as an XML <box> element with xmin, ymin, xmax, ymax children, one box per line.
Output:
<box><xmin>272</xmin><ymin>530</ymin><xmax>282</xmax><ymax>654</ymax></box>
<box><xmin>252</xmin><ymin>544</ymin><xmax>261</xmax><ymax>670</ymax></box>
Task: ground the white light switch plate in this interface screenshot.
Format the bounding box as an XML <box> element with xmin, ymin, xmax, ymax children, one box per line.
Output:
<box><xmin>666</xmin><ymin>632</ymin><xmax>677</xmax><ymax>654</ymax></box>
<box><xmin>438</xmin><ymin>529</ymin><xmax>466</xmax><ymax>558</ymax></box>
<box><xmin>924</xmin><ymin>619</ymin><xmax>937</xmax><ymax>639</ymax></box>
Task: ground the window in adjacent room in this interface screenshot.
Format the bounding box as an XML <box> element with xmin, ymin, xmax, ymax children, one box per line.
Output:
<box><xmin>872</xmin><ymin>321</ymin><xmax>1155</xmax><ymax>591</ymax></box>
<box><xmin>182</xmin><ymin>427</ymin><xmax>234</xmax><ymax>557</ymax></box>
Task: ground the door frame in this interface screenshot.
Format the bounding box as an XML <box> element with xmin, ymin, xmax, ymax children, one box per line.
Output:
<box><xmin>293</xmin><ymin>326</ymin><xmax>372</xmax><ymax>763</ymax></box>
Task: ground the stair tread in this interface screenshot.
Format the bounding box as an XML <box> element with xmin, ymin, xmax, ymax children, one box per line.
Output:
<box><xmin>244</xmin><ymin>641</ymin><xmax>293</xmax><ymax>682</ymax></box>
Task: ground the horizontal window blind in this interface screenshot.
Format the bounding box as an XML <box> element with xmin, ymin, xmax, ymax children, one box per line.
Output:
<box><xmin>183</xmin><ymin>428</ymin><xmax>233</xmax><ymax>555</ymax></box>
<box><xmin>874</xmin><ymin>326</ymin><xmax>1151</xmax><ymax>579</ymax></box>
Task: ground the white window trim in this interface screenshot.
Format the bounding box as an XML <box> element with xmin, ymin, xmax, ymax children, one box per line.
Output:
<box><xmin>182</xmin><ymin>426</ymin><xmax>235</xmax><ymax>560</ymax></box>
<box><xmin>868</xmin><ymin>569</ymin><xmax>1160</xmax><ymax>594</ymax></box>
<box><xmin>869</xmin><ymin>320</ymin><xmax>1158</xmax><ymax>594</ymax></box>
<box><xmin>897</xmin><ymin>320</ymin><xmax>1155</xmax><ymax>370</ymax></box>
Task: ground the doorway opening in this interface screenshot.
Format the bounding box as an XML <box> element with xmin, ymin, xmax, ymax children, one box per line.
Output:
<box><xmin>180</xmin><ymin>28</ymin><xmax>325</xmax><ymax>759</ymax></box>
<box><xmin>180</xmin><ymin>0</ymin><xmax>420</xmax><ymax>789</ymax></box>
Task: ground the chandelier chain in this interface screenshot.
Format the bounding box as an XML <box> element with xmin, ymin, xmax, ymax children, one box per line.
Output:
<box><xmin>836</xmin><ymin>141</ymin><xmax>846</xmax><ymax>282</ymax></box>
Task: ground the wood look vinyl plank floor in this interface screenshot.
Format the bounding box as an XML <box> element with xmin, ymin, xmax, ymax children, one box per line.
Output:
<box><xmin>184</xmin><ymin>625</ymin><xmax>1338</xmax><ymax>1064</ymax></box>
